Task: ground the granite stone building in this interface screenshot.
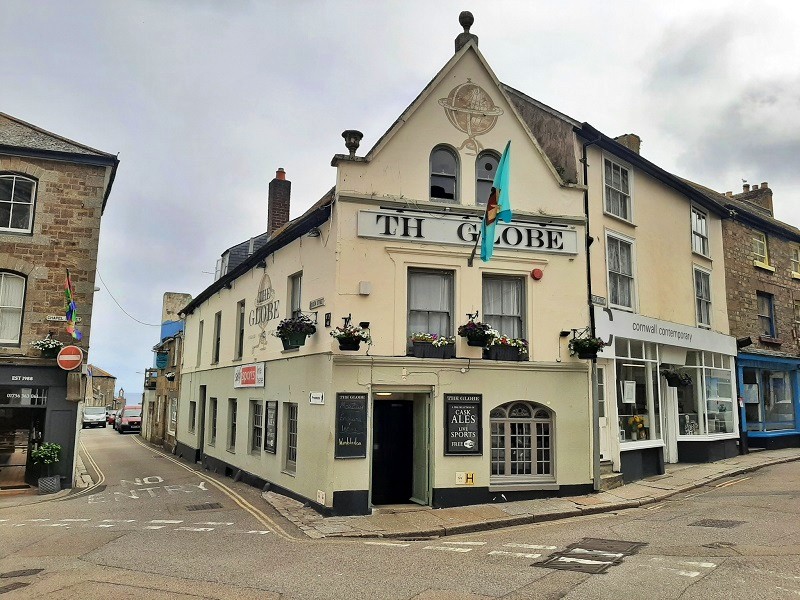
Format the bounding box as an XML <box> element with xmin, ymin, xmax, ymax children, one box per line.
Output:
<box><xmin>0</xmin><ymin>112</ymin><xmax>118</xmax><ymax>490</ymax></box>
<box><xmin>86</xmin><ymin>364</ymin><xmax>116</xmax><ymax>408</ymax></box>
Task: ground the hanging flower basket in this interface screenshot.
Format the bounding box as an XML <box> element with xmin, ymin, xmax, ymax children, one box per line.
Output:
<box><xmin>31</xmin><ymin>335</ymin><xmax>64</xmax><ymax>358</ymax></box>
<box><xmin>457</xmin><ymin>320</ymin><xmax>497</xmax><ymax>347</ymax></box>
<box><xmin>568</xmin><ymin>336</ymin><xmax>606</xmax><ymax>360</ymax></box>
<box><xmin>331</xmin><ymin>324</ymin><xmax>371</xmax><ymax>352</ymax></box>
<box><xmin>274</xmin><ymin>315</ymin><xmax>316</xmax><ymax>349</ymax></box>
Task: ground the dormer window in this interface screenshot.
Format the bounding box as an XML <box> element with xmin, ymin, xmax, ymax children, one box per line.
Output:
<box><xmin>430</xmin><ymin>146</ymin><xmax>458</xmax><ymax>203</ymax></box>
<box><xmin>476</xmin><ymin>151</ymin><xmax>499</xmax><ymax>205</ymax></box>
<box><xmin>0</xmin><ymin>174</ymin><xmax>36</xmax><ymax>234</ymax></box>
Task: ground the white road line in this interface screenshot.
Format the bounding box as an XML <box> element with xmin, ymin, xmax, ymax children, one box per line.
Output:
<box><xmin>0</xmin><ymin>519</ymin><xmax>8</xmax><ymax>522</ymax></box>
<box><xmin>245</xmin><ymin>530</ymin><xmax>271</xmax><ymax>535</ymax></box>
<box><xmin>503</xmin><ymin>543</ymin><xmax>557</xmax><ymax>550</ymax></box>
<box><xmin>645</xmin><ymin>564</ymin><xmax>701</xmax><ymax>578</ymax></box>
<box><xmin>363</xmin><ymin>541</ymin><xmax>410</xmax><ymax>547</ymax></box>
<box><xmin>174</xmin><ymin>527</ymin><xmax>214</xmax><ymax>532</ymax></box>
<box><xmin>26</xmin><ymin>518</ymin><xmax>50</xmax><ymax>522</ymax></box>
<box><xmin>775</xmin><ymin>586</ymin><xmax>800</xmax><ymax>597</ymax></box>
<box><xmin>13</xmin><ymin>524</ymin><xmax>26</xmax><ymax>527</ymax></box>
<box><xmin>570</xmin><ymin>548</ymin><xmax>625</xmax><ymax>559</ymax></box>
<box><xmin>94</xmin><ymin>524</ymin><xmax>115</xmax><ymax>528</ymax></box>
<box><xmin>423</xmin><ymin>546</ymin><xmax>472</xmax><ymax>553</ymax></box>
<box><xmin>443</xmin><ymin>541</ymin><xmax>486</xmax><ymax>546</ymax></box>
<box><xmin>40</xmin><ymin>523</ymin><xmax>70</xmax><ymax>527</ymax></box>
<box><xmin>149</xmin><ymin>520</ymin><xmax>183</xmax><ymax>524</ymax></box>
<box><xmin>60</xmin><ymin>519</ymin><xmax>91</xmax><ymax>522</ymax></box>
<box><xmin>651</xmin><ymin>558</ymin><xmax>717</xmax><ymax>569</ymax></box>
<box><xmin>194</xmin><ymin>521</ymin><xmax>234</xmax><ymax>526</ymax></box>
<box><xmin>489</xmin><ymin>550</ymin><xmax>542</xmax><ymax>559</ymax></box>
<box><xmin>556</xmin><ymin>556</ymin><xmax>614</xmax><ymax>566</ymax></box>
<box><xmin>143</xmin><ymin>526</ymin><xmax>166</xmax><ymax>530</ymax></box>
<box><xmin>102</xmin><ymin>519</ymin><xmax>136</xmax><ymax>523</ymax></box>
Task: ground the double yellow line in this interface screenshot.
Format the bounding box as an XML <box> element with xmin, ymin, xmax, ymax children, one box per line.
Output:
<box><xmin>129</xmin><ymin>435</ymin><xmax>297</xmax><ymax>542</ymax></box>
<box><xmin>64</xmin><ymin>441</ymin><xmax>106</xmax><ymax>500</ymax></box>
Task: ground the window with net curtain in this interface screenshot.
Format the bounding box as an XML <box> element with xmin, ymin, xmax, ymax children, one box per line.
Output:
<box><xmin>607</xmin><ymin>235</ymin><xmax>634</xmax><ymax>308</ymax></box>
<box><xmin>407</xmin><ymin>270</ymin><xmax>453</xmax><ymax>341</ymax></box>
<box><xmin>0</xmin><ymin>272</ymin><xmax>25</xmax><ymax>344</ymax></box>
<box><xmin>482</xmin><ymin>276</ymin><xmax>523</xmax><ymax>338</ymax></box>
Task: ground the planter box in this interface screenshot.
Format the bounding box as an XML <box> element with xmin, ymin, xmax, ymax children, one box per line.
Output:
<box><xmin>37</xmin><ymin>475</ymin><xmax>60</xmax><ymax>495</ymax></box>
<box><xmin>412</xmin><ymin>341</ymin><xmax>455</xmax><ymax>359</ymax></box>
<box><xmin>281</xmin><ymin>333</ymin><xmax>308</xmax><ymax>350</ymax></box>
<box><xmin>577</xmin><ymin>350</ymin><xmax>598</xmax><ymax>360</ymax></box>
<box><xmin>338</xmin><ymin>339</ymin><xmax>361</xmax><ymax>351</ymax></box>
<box><xmin>465</xmin><ymin>336</ymin><xmax>489</xmax><ymax>347</ymax></box>
<box><xmin>486</xmin><ymin>345</ymin><xmax>525</xmax><ymax>361</ymax></box>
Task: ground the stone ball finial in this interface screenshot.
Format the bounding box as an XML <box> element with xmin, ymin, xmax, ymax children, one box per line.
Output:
<box><xmin>342</xmin><ymin>130</ymin><xmax>363</xmax><ymax>158</ymax></box>
<box><xmin>459</xmin><ymin>11</ymin><xmax>474</xmax><ymax>32</ymax></box>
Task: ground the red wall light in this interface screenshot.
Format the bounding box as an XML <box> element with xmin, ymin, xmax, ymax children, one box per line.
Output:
<box><xmin>531</xmin><ymin>268</ymin><xmax>543</xmax><ymax>280</ymax></box>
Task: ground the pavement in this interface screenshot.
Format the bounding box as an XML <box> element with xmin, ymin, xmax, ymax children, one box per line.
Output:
<box><xmin>5</xmin><ymin>442</ymin><xmax>799</xmax><ymax>542</ymax></box>
<box><xmin>262</xmin><ymin>447</ymin><xmax>800</xmax><ymax>539</ymax></box>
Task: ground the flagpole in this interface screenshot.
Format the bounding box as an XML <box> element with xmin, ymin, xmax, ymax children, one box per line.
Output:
<box><xmin>468</xmin><ymin>191</ymin><xmax>492</xmax><ymax>268</ymax></box>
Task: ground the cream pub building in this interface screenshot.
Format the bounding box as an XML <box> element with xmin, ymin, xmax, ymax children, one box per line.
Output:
<box><xmin>175</xmin><ymin>22</ymin><xmax>596</xmax><ymax>515</ymax></box>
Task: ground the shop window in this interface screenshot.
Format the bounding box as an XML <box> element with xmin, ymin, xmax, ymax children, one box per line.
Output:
<box><xmin>208</xmin><ymin>397</ymin><xmax>217</xmax><ymax>445</ymax></box>
<box><xmin>476</xmin><ymin>151</ymin><xmax>499</xmax><ymax>205</ymax></box>
<box><xmin>0</xmin><ymin>386</ymin><xmax>46</xmax><ymax>406</ymax></box>
<box><xmin>482</xmin><ymin>276</ymin><xmax>524</xmax><ymax>339</ymax></box>
<box><xmin>289</xmin><ymin>272</ymin><xmax>302</xmax><ymax>318</ymax></box>
<box><xmin>228</xmin><ymin>398</ymin><xmax>237</xmax><ymax>451</ymax></box>
<box><xmin>250</xmin><ymin>399</ymin><xmax>263</xmax><ymax>453</ymax></box>
<box><xmin>235</xmin><ymin>300</ymin><xmax>245</xmax><ymax>360</ymax></box>
<box><xmin>743</xmin><ymin>367</ymin><xmax>796</xmax><ymax>432</ymax></box>
<box><xmin>757</xmin><ymin>292</ymin><xmax>776</xmax><ymax>338</ymax></box>
<box><xmin>490</xmin><ymin>401</ymin><xmax>553</xmax><ymax>484</ymax></box>
<box><xmin>752</xmin><ymin>231</ymin><xmax>770</xmax><ymax>267</ymax></box>
<box><xmin>0</xmin><ymin>174</ymin><xmax>36</xmax><ymax>233</ymax></box>
<box><xmin>0</xmin><ymin>272</ymin><xmax>25</xmax><ymax>344</ymax></box>
<box><xmin>677</xmin><ymin>352</ymin><xmax>735</xmax><ymax>436</ymax></box>
<box><xmin>285</xmin><ymin>402</ymin><xmax>298</xmax><ymax>474</ymax></box>
<box><xmin>212</xmin><ymin>312</ymin><xmax>222</xmax><ymax>363</ymax></box>
<box><xmin>616</xmin><ymin>359</ymin><xmax>660</xmax><ymax>442</ymax></box>
<box><xmin>430</xmin><ymin>146</ymin><xmax>458</xmax><ymax>203</ymax></box>
<box><xmin>603</xmin><ymin>158</ymin><xmax>631</xmax><ymax>221</ymax></box>
<box><xmin>694</xmin><ymin>268</ymin><xmax>711</xmax><ymax>327</ymax></box>
<box><xmin>407</xmin><ymin>269</ymin><xmax>453</xmax><ymax>341</ymax></box>
<box><xmin>691</xmin><ymin>207</ymin><xmax>709</xmax><ymax>257</ymax></box>
<box><xmin>607</xmin><ymin>234</ymin><xmax>635</xmax><ymax>309</ymax></box>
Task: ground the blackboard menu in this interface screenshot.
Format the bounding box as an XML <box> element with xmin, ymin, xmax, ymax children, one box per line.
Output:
<box><xmin>444</xmin><ymin>394</ymin><xmax>482</xmax><ymax>455</ymax></box>
<box><xmin>335</xmin><ymin>393</ymin><xmax>368</xmax><ymax>459</ymax></box>
<box><xmin>264</xmin><ymin>401</ymin><xmax>277</xmax><ymax>454</ymax></box>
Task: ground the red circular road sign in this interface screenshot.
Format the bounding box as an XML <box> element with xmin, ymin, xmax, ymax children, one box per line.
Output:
<box><xmin>57</xmin><ymin>345</ymin><xmax>84</xmax><ymax>371</ymax></box>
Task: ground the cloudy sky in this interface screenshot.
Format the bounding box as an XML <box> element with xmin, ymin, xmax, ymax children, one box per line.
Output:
<box><xmin>3</xmin><ymin>1</ymin><xmax>799</xmax><ymax>398</ymax></box>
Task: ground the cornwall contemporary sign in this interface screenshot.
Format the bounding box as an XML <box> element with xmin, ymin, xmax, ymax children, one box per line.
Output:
<box><xmin>357</xmin><ymin>209</ymin><xmax>578</xmax><ymax>255</ymax></box>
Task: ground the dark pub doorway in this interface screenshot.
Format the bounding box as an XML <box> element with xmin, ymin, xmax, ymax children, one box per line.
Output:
<box><xmin>371</xmin><ymin>399</ymin><xmax>413</xmax><ymax>505</ymax></box>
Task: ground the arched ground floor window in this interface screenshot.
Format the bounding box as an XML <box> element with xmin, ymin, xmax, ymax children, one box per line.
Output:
<box><xmin>490</xmin><ymin>401</ymin><xmax>553</xmax><ymax>484</ymax></box>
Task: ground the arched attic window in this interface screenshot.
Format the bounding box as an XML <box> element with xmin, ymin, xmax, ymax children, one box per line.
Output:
<box><xmin>476</xmin><ymin>151</ymin><xmax>500</xmax><ymax>205</ymax></box>
<box><xmin>430</xmin><ymin>146</ymin><xmax>459</xmax><ymax>203</ymax></box>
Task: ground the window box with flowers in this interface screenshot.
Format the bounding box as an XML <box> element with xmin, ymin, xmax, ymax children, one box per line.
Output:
<box><xmin>30</xmin><ymin>335</ymin><xmax>64</xmax><ymax>359</ymax></box>
<box><xmin>409</xmin><ymin>333</ymin><xmax>456</xmax><ymax>359</ymax></box>
<box><xmin>331</xmin><ymin>324</ymin><xmax>371</xmax><ymax>351</ymax></box>
<box><xmin>568</xmin><ymin>336</ymin><xmax>606</xmax><ymax>360</ymax></box>
<box><xmin>457</xmin><ymin>319</ymin><xmax>497</xmax><ymax>347</ymax></box>
<box><xmin>274</xmin><ymin>314</ymin><xmax>316</xmax><ymax>350</ymax></box>
<box><xmin>485</xmin><ymin>336</ymin><xmax>528</xmax><ymax>361</ymax></box>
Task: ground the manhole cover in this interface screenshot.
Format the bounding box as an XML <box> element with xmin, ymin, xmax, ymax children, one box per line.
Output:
<box><xmin>690</xmin><ymin>519</ymin><xmax>745</xmax><ymax>529</ymax></box>
<box><xmin>0</xmin><ymin>582</ymin><xmax>30</xmax><ymax>594</ymax></box>
<box><xmin>534</xmin><ymin>554</ymin><xmax>614</xmax><ymax>574</ymax></box>
<box><xmin>567</xmin><ymin>538</ymin><xmax>647</xmax><ymax>555</ymax></box>
<box><xmin>0</xmin><ymin>569</ymin><xmax>44</xmax><ymax>578</ymax></box>
<box><xmin>185</xmin><ymin>502</ymin><xmax>223</xmax><ymax>511</ymax></box>
<box><xmin>533</xmin><ymin>538</ymin><xmax>647</xmax><ymax>575</ymax></box>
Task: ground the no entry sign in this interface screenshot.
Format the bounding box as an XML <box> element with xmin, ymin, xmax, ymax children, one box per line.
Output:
<box><xmin>57</xmin><ymin>345</ymin><xmax>83</xmax><ymax>371</ymax></box>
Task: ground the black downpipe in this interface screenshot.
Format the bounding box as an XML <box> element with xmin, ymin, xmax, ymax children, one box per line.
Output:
<box><xmin>582</xmin><ymin>134</ymin><xmax>602</xmax><ymax>335</ymax></box>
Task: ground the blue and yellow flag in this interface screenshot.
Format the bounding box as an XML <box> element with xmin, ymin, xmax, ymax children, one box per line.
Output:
<box><xmin>480</xmin><ymin>141</ymin><xmax>512</xmax><ymax>262</ymax></box>
<box><xmin>65</xmin><ymin>269</ymin><xmax>82</xmax><ymax>341</ymax></box>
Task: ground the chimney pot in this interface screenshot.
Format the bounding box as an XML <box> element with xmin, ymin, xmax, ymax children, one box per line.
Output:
<box><xmin>276</xmin><ymin>168</ymin><xmax>286</xmax><ymax>181</ymax></box>
<box><xmin>761</xmin><ymin>181</ymin><xmax>768</xmax><ymax>189</ymax></box>
<box><xmin>268</xmin><ymin>168</ymin><xmax>291</xmax><ymax>236</ymax></box>
<box><xmin>743</xmin><ymin>183</ymin><xmax>750</xmax><ymax>192</ymax></box>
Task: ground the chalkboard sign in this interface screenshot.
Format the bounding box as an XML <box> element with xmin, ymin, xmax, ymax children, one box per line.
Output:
<box><xmin>335</xmin><ymin>393</ymin><xmax>368</xmax><ymax>459</ymax></box>
<box><xmin>264</xmin><ymin>401</ymin><xmax>277</xmax><ymax>454</ymax></box>
<box><xmin>444</xmin><ymin>394</ymin><xmax>482</xmax><ymax>455</ymax></box>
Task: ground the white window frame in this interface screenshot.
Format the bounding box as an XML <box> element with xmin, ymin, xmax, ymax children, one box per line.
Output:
<box><xmin>188</xmin><ymin>401</ymin><xmax>197</xmax><ymax>434</ymax></box>
<box><xmin>429</xmin><ymin>145</ymin><xmax>459</xmax><ymax>204</ymax></box>
<box><xmin>235</xmin><ymin>299</ymin><xmax>245</xmax><ymax>360</ymax></box>
<box><xmin>475</xmin><ymin>151</ymin><xmax>500</xmax><ymax>206</ymax></box>
<box><xmin>212</xmin><ymin>311</ymin><xmax>222</xmax><ymax>364</ymax></box>
<box><xmin>606</xmin><ymin>231</ymin><xmax>636</xmax><ymax>311</ymax></box>
<box><xmin>753</xmin><ymin>231</ymin><xmax>770</xmax><ymax>267</ymax></box>
<box><xmin>289</xmin><ymin>272</ymin><xmax>302</xmax><ymax>318</ymax></box>
<box><xmin>407</xmin><ymin>269</ymin><xmax>454</xmax><ymax>340</ymax></box>
<box><xmin>228</xmin><ymin>398</ymin><xmax>237</xmax><ymax>452</ymax></box>
<box><xmin>602</xmin><ymin>156</ymin><xmax>633</xmax><ymax>223</ymax></box>
<box><xmin>693</xmin><ymin>266</ymin><xmax>712</xmax><ymax>328</ymax></box>
<box><xmin>791</xmin><ymin>245</ymin><xmax>800</xmax><ymax>277</ymax></box>
<box><xmin>168</xmin><ymin>398</ymin><xmax>177</xmax><ymax>434</ymax></box>
<box><xmin>0</xmin><ymin>174</ymin><xmax>36</xmax><ymax>234</ymax></box>
<box><xmin>250</xmin><ymin>399</ymin><xmax>263</xmax><ymax>453</ymax></box>
<box><xmin>0</xmin><ymin>272</ymin><xmax>25</xmax><ymax>344</ymax></box>
<box><xmin>691</xmin><ymin>207</ymin><xmax>710</xmax><ymax>257</ymax></box>
<box><xmin>757</xmin><ymin>292</ymin><xmax>776</xmax><ymax>338</ymax></box>
<box><xmin>285</xmin><ymin>402</ymin><xmax>298</xmax><ymax>474</ymax></box>
<box><xmin>482</xmin><ymin>275</ymin><xmax>525</xmax><ymax>339</ymax></box>
<box><xmin>208</xmin><ymin>397</ymin><xmax>217</xmax><ymax>445</ymax></box>
<box><xmin>489</xmin><ymin>401</ymin><xmax>554</xmax><ymax>485</ymax></box>
<box><xmin>196</xmin><ymin>320</ymin><xmax>204</xmax><ymax>367</ymax></box>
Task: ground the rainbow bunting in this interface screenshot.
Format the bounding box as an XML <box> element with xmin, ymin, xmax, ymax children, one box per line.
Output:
<box><xmin>65</xmin><ymin>269</ymin><xmax>82</xmax><ymax>341</ymax></box>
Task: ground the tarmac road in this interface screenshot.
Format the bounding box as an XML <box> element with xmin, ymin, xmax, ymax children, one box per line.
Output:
<box><xmin>1</xmin><ymin>428</ymin><xmax>798</xmax><ymax>599</ymax></box>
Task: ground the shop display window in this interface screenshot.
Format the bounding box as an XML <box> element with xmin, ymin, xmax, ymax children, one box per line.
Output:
<box><xmin>615</xmin><ymin>340</ymin><xmax>660</xmax><ymax>443</ymax></box>
<box><xmin>743</xmin><ymin>367</ymin><xmax>795</xmax><ymax>431</ymax></box>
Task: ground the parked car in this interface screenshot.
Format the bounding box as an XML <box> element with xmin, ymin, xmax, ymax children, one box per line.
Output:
<box><xmin>112</xmin><ymin>409</ymin><xmax>123</xmax><ymax>430</ymax></box>
<box><xmin>82</xmin><ymin>406</ymin><xmax>107</xmax><ymax>428</ymax></box>
<box><xmin>116</xmin><ymin>405</ymin><xmax>142</xmax><ymax>434</ymax></box>
<box><xmin>107</xmin><ymin>409</ymin><xmax>118</xmax><ymax>426</ymax></box>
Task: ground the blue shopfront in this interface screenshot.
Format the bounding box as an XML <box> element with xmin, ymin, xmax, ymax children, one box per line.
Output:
<box><xmin>738</xmin><ymin>351</ymin><xmax>800</xmax><ymax>449</ymax></box>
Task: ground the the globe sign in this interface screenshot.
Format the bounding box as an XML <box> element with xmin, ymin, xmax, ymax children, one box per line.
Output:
<box><xmin>439</xmin><ymin>81</ymin><xmax>503</xmax><ymax>154</ymax></box>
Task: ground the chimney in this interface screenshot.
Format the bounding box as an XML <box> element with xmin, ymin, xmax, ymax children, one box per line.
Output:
<box><xmin>734</xmin><ymin>180</ymin><xmax>773</xmax><ymax>216</ymax></box>
<box><xmin>454</xmin><ymin>11</ymin><xmax>478</xmax><ymax>52</ymax></box>
<box><xmin>614</xmin><ymin>133</ymin><xmax>641</xmax><ymax>155</ymax></box>
<box><xmin>267</xmin><ymin>168</ymin><xmax>291</xmax><ymax>236</ymax></box>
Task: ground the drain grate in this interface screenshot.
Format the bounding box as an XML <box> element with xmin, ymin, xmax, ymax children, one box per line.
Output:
<box><xmin>533</xmin><ymin>538</ymin><xmax>647</xmax><ymax>575</ymax></box>
<box><xmin>0</xmin><ymin>582</ymin><xmax>30</xmax><ymax>594</ymax></box>
<box><xmin>185</xmin><ymin>502</ymin><xmax>223</xmax><ymax>511</ymax></box>
<box><xmin>690</xmin><ymin>519</ymin><xmax>745</xmax><ymax>529</ymax></box>
<box><xmin>0</xmin><ymin>569</ymin><xmax>44</xmax><ymax>578</ymax></box>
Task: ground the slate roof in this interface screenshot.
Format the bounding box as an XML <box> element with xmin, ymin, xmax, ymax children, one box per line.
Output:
<box><xmin>0</xmin><ymin>112</ymin><xmax>115</xmax><ymax>158</ymax></box>
<box><xmin>88</xmin><ymin>364</ymin><xmax>115</xmax><ymax>378</ymax></box>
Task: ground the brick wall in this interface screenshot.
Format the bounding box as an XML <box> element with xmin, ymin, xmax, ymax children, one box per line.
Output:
<box><xmin>0</xmin><ymin>155</ymin><xmax>107</xmax><ymax>357</ymax></box>
<box><xmin>722</xmin><ymin>218</ymin><xmax>800</xmax><ymax>355</ymax></box>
